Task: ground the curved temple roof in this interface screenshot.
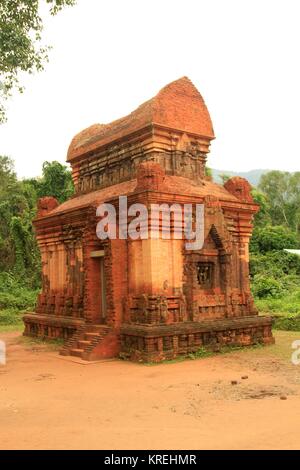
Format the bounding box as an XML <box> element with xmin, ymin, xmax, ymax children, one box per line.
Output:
<box><xmin>67</xmin><ymin>76</ymin><xmax>215</xmax><ymax>162</ymax></box>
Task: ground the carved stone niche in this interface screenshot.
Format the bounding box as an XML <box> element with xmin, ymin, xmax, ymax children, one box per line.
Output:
<box><xmin>196</xmin><ymin>262</ymin><xmax>214</xmax><ymax>289</ymax></box>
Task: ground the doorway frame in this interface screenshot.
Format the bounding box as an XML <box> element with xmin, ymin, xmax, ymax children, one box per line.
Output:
<box><xmin>90</xmin><ymin>250</ymin><xmax>107</xmax><ymax>324</ymax></box>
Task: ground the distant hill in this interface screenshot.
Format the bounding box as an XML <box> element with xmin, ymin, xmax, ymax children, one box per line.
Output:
<box><xmin>211</xmin><ymin>168</ymin><xmax>270</xmax><ymax>186</ymax></box>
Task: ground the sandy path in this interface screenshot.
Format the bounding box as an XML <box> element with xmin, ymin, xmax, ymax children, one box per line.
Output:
<box><xmin>1</xmin><ymin>330</ymin><xmax>300</xmax><ymax>450</ymax></box>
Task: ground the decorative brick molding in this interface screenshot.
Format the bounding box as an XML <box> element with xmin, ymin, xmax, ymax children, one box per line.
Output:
<box><xmin>120</xmin><ymin>316</ymin><xmax>274</xmax><ymax>362</ymax></box>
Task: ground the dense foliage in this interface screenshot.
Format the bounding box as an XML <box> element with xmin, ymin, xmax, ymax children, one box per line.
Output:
<box><xmin>249</xmin><ymin>172</ymin><xmax>300</xmax><ymax>327</ymax></box>
<box><xmin>258</xmin><ymin>171</ymin><xmax>300</xmax><ymax>232</ymax></box>
<box><xmin>0</xmin><ymin>156</ymin><xmax>74</xmax><ymax>325</ymax></box>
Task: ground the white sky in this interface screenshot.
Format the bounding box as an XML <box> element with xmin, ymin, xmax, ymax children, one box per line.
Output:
<box><xmin>0</xmin><ymin>0</ymin><xmax>299</xmax><ymax>178</ymax></box>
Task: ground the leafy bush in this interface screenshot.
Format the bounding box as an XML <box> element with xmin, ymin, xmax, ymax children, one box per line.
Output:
<box><xmin>0</xmin><ymin>308</ymin><xmax>24</xmax><ymax>325</ymax></box>
<box><xmin>250</xmin><ymin>225</ymin><xmax>299</xmax><ymax>254</ymax></box>
<box><xmin>0</xmin><ymin>271</ymin><xmax>38</xmax><ymax>326</ymax></box>
<box><xmin>251</xmin><ymin>274</ymin><xmax>285</xmax><ymax>299</ymax></box>
<box><xmin>0</xmin><ymin>290</ymin><xmax>37</xmax><ymax>310</ymax></box>
<box><xmin>255</xmin><ymin>287</ymin><xmax>300</xmax><ymax>314</ymax></box>
<box><xmin>273</xmin><ymin>315</ymin><xmax>300</xmax><ymax>331</ymax></box>
<box><xmin>250</xmin><ymin>252</ymin><xmax>300</xmax><ymax>278</ymax></box>
<box><xmin>254</xmin><ymin>284</ymin><xmax>300</xmax><ymax>331</ymax></box>
<box><xmin>0</xmin><ymin>272</ymin><xmax>38</xmax><ymax>304</ymax></box>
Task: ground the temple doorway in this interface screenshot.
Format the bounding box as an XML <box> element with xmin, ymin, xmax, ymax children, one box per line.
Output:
<box><xmin>90</xmin><ymin>250</ymin><xmax>107</xmax><ymax>324</ymax></box>
<box><xmin>99</xmin><ymin>256</ymin><xmax>107</xmax><ymax>324</ymax></box>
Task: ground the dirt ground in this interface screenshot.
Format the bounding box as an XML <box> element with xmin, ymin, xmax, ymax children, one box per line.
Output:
<box><xmin>1</xmin><ymin>330</ymin><xmax>300</xmax><ymax>450</ymax></box>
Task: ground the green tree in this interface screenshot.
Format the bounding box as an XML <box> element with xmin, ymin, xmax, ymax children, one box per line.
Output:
<box><xmin>258</xmin><ymin>171</ymin><xmax>300</xmax><ymax>232</ymax></box>
<box><xmin>250</xmin><ymin>225</ymin><xmax>299</xmax><ymax>254</ymax></box>
<box><xmin>37</xmin><ymin>160</ymin><xmax>74</xmax><ymax>202</ymax></box>
<box><xmin>0</xmin><ymin>155</ymin><xmax>16</xmax><ymax>188</ymax></box>
<box><xmin>251</xmin><ymin>188</ymin><xmax>271</xmax><ymax>227</ymax></box>
<box><xmin>288</xmin><ymin>172</ymin><xmax>300</xmax><ymax>233</ymax></box>
<box><xmin>0</xmin><ymin>156</ymin><xmax>38</xmax><ymax>279</ymax></box>
<box><xmin>251</xmin><ymin>274</ymin><xmax>284</xmax><ymax>299</ymax></box>
<box><xmin>0</xmin><ymin>157</ymin><xmax>74</xmax><ymax>287</ymax></box>
<box><xmin>0</xmin><ymin>0</ymin><xmax>76</xmax><ymax>123</ymax></box>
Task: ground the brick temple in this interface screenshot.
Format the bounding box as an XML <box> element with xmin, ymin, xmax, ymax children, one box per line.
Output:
<box><xmin>23</xmin><ymin>77</ymin><xmax>274</xmax><ymax>362</ymax></box>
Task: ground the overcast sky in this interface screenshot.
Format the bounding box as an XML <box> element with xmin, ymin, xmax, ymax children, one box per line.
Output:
<box><xmin>0</xmin><ymin>0</ymin><xmax>299</xmax><ymax>178</ymax></box>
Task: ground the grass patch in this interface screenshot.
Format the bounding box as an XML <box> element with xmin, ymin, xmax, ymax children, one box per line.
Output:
<box><xmin>255</xmin><ymin>288</ymin><xmax>300</xmax><ymax>315</ymax></box>
<box><xmin>255</xmin><ymin>287</ymin><xmax>300</xmax><ymax>331</ymax></box>
<box><xmin>0</xmin><ymin>322</ymin><xmax>23</xmax><ymax>333</ymax></box>
<box><xmin>0</xmin><ymin>275</ymin><xmax>38</xmax><ymax>328</ymax></box>
<box><xmin>240</xmin><ymin>330</ymin><xmax>300</xmax><ymax>362</ymax></box>
<box><xmin>18</xmin><ymin>336</ymin><xmax>64</xmax><ymax>350</ymax></box>
<box><xmin>272</xmin><ymin>314</ymin><xmax>300</xmax><ymax>331</ymax></box>
<box><xmin>269</xmin><ymin>330</ymin><xmax>300</xmax><ymax>361</ymax></box>
<box><xmin>187</xmin><ymin>346</ymin><xmax>213</xmax><ymax>360</ymax></box>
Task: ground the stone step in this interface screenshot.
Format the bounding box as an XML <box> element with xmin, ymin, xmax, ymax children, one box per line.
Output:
<box><xmin>78</xmin><ymin>340</ymin><xmax>91</xmax><ymax>349</ymax></box>
<box><xmin>61</xmin><ymin>325</ymin><xmax>111</xmax><ymax>361</ymax></box>
<box><xmin>70</xmin><ymin>348</ymin><xmax>84</xmax><ymax>358</ymax></box>
<box><xmin>84</xmin><ymin>332</ymin><xmax>101</xmax><ymax>340</ymax></box>
<box><xmin>92</xmin><ymin>325</ymin><xmax>110</xmax><ymax>331</ymax></box>
<box><xmin>87</xmin><ymin>325</ymin><xmax>110</xmax><ymax>333</ymax></box>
